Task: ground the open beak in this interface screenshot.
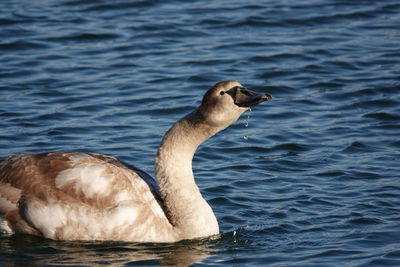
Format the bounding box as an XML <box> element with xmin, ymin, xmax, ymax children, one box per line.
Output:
<box><xmin>226</xmin><ymin>86</ymin><xmax>272</xmax><ymax>108</ymax></box>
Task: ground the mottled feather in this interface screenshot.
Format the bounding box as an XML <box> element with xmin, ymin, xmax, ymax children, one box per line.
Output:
<box><xmin>0</xmin><ymin>152</ymin><xmax>175</xmax><ymax>241</ymax></box>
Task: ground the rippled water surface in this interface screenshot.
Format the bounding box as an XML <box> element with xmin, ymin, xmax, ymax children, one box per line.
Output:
<box><xmin>1</xmin><ymin>0</ymin><xmax>400</xmax><ymax>266</ymax></box>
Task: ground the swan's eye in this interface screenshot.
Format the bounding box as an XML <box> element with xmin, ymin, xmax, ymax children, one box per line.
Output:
<box><xmin>220</xmin><ymin>91</ymin><xmax>225</xmax><ymax>96</ymax></box>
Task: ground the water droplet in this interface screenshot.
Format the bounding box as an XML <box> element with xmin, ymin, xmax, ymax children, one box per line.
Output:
<box><xmin>244</xmin><ymin>108</ymin><xmax>252</xmax><ymax>127</ymax></box>
<box><xmin>232</xmin><ymin>230</ymin><xmax>238</xmax><ymax>244</ymax></box>
<box><xmin>242</xmin><ymin>108</ymin><xmax>252</xmax><ymax>140</ymax></box>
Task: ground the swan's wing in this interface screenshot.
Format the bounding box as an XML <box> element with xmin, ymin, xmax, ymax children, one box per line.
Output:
<box><xmin>87</xmin><ymin>153</ymin><xmax>163</xmax><ymax>205</ymax></box>
<box><xmin>0</xmin><ymin>152</ymin><xmax>174</xmax><ymax>241</ymax></box>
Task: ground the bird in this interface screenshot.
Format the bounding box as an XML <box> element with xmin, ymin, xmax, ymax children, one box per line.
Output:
<box><xmin>0</xmin><ymin>80</ymin><xmax>271</xmax><ymax>242</ymax></box>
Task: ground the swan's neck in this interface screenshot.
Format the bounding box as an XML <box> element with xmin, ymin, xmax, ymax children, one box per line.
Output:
<box><xmin>155</xmin><ymin>110</ymin><xmax>222</xmax><ymax>239</ymax></box>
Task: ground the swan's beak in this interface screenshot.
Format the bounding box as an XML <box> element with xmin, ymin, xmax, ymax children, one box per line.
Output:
<box><xmin>227</xmin><ymin>86</ymin><xmax>272</xmax><ymax>108</ymax></box>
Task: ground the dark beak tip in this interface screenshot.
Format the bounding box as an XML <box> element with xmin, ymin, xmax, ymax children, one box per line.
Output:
<box><xmin>261</xmin><ymin>93</ymin><xmax>272</xmax><ymax>101</ymax></box>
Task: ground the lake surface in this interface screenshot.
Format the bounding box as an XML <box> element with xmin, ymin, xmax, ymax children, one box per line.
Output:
<box><xmin>1</xmin><ymin>0</ymin><xmax>400</xmax><ymax>266</ymax></box>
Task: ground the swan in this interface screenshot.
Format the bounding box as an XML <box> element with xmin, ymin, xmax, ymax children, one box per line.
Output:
<box><xmin>0</xmin><ymin>80</ymin><xmax>271</xmax><ymax>242</ymax></box>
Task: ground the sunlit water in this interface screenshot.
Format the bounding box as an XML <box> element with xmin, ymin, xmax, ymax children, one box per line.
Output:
<box><xmin>1</xmin><ymin>0</ymin><xmax>400</xmax><ymax>266</ymax></box>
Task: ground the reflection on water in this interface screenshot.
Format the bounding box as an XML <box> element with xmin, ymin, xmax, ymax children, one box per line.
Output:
<box><xmin>0</xmin><ymin>235</ymin><xmax>217</xmax><ymax>266</ymax></box>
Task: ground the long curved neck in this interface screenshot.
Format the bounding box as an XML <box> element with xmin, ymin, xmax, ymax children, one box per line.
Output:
<box><xmin>155</xmin><ymin>109</ymin><xmax>222</xmax><ymax>239</ymax></box>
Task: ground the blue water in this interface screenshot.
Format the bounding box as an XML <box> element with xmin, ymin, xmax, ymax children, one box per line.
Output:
<box><xmin>1</xmin><ymin>0</ymin><xmax>400</xmax><ymax>266</ymax></box>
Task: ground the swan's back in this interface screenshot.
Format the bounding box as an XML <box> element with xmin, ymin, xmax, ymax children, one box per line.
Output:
<box><xmin>0</xmin><ymin>152</ymin><xmax>176</xmax><ymax>242</ymax></box>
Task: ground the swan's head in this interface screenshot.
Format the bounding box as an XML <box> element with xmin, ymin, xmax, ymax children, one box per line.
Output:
<box><xmin>199</xmin><ymin>80</ymin><xmax>272</xmax><ymax>128</ymax></box>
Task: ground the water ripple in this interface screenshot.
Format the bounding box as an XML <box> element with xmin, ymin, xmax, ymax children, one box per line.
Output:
<box><xmin>1</xmin><ymin>0</ymin><xmax>400</xmax><ymax>266</ymax></box>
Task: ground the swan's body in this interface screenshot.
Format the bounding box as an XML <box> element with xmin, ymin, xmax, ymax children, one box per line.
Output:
<box><xmin>0</xmin><ymin>81</ymin><xmax>271</xmax><ymax>242</ymax></box>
